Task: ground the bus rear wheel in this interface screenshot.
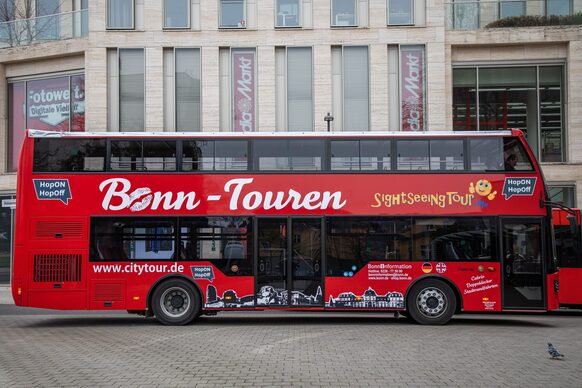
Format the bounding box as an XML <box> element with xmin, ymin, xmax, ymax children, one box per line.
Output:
<box><xmin>152</xmin><ymin>279</ymin><xmax>201</xmax><ymax>325</ymax></box>
<box><xmin>407</xmin><ymin>279</ymin><xmax>456</xmax><ymax>325</ymax></box>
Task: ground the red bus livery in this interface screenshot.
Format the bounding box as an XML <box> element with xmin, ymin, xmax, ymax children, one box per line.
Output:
<box><xmin>12</xmin><ymin>129</ymin><xmax>559</xmax><ymax>325</ymax></box>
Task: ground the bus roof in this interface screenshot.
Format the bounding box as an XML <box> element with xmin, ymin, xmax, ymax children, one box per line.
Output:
<box><xmin>27</xmin><ymin>129</ymin><xmax>519</xmax><ymax>139</ymax></box>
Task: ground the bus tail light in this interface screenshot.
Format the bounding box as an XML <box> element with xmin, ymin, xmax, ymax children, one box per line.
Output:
<box><xmin>554</xmin><ymin>279</ymin><xmax>559</xmax><ymax>293</ymax></box>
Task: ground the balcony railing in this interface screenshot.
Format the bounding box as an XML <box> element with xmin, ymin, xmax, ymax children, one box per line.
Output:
<box><xmin>0</xmin><ymin>9</ymin><xmax>88</xmax><ymax>49</ymax></box>
<box><xmin>446</xmin><ymin>0</ymin><xmax>580</xmax><ymax>29</ymax></box>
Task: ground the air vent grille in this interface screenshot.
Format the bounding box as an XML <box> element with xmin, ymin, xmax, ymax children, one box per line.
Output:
<box><xmin>35</xmin><ymin>221</ymin><xmax>84</xmax><ymax>239</ymax></box>
<box><xmin>93</xmin><ymin>283</ymin><xmax>123</xmax><ymax>301</ymax></box>
<box><xmin>33</xmin><ymin>254</ymin><xmax>82</xmax><ymax>282</ymax></box>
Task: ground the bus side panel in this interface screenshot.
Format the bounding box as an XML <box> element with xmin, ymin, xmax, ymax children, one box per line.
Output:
<box><xmin>325</xmin><ymin>262</ymin><xmax>502</xmax><ymax>312</ymax></box>
<box><xmin>28</xmin><ymin>290</ymin><xmax>87</xmax><ymax>310</ymax></box>
<box><xmin>558</xmin><ymin>268</ymin><xmax>582</xmax><ymax>306</ymax></box>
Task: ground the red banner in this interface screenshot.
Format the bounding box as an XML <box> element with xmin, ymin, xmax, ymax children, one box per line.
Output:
<box><xmin>232</xmin><ymin>51</ymin><xmax>256</xmax><ymax>132</ymax></box>
<box><xmin>401</xmin><ymin>46</ymin><xmax>425</xmax><ymax>131</ymax></box>
<box><xmin>25</xmin><ymin>174</ymin><xmax>545</xmax><ymax>217</ymax></box>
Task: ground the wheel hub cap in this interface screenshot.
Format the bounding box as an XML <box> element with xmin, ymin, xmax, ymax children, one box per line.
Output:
<box><xmin>417</xmin><ymin>287</ymin><xmax>447</xmax><ymax>318</ymax></box>
<box><xmin>160</xmin><ymin>287</ymin><xmax>190</xmax><ymax>318</ymax></box>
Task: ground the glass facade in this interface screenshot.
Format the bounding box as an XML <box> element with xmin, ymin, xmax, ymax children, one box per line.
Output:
<box><xmin>0</xmin><ymin>194</ymin><xmax>15</xmax><ymax>284</ymax></box>
<box><xmin>453</xmin><ymin>65</ymin><xmax>565</xmax><ymax>162</ymax></box>
<box><xmin>8</xmin><ymin>74</ymin><xmax>86</xmax><ymax>171</ymax></box>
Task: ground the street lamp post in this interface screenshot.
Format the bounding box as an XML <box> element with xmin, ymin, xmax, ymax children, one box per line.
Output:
<box><xmin>324</xmin><ymin>112</ymin><xmax>334</xmax><ymax>132</ymax></box>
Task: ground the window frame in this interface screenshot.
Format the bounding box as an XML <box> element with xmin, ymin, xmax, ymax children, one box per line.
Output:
<box><xmin>109</xmin><ymin>139</ymin><xmax>178</xmax><ymax>172</ymax></box>
<box><xmin>90</xmin><ymin>217</ymin><xmax>178</xmax><ymax>262</ymax></box>
<box><xmin>387</xmin><ymin>0</ymin><xmax>414</xmax><ymax>26</ymax></box>
<box><xmin>452</xmin><ymin>63</ymin><xmax>567</xmax><ymax>162</ymax></box>
<box><xmin>173</xmin><ymin>47</ymin><xmax>202</xmax><ymax>131</ymax></box>
<box><xmin>118</xmin><ymin>48</ymin><xmax>146</xmax><ymax>132</ymax></box>
<box><xmin>547</xmin><ymin>184</ymin><xmax>576</xmax><ymax>208</ymax></box>
<box><xmin>331</xmin><ymin>0</ymin><xmax>358</xmax><ymax>28</ymax></box>
<box><xmin>285</xmin><ymin>46</ymin><xmax>314</xmax><ymax>132</ymax></box>
<box><xmin>163</xmin><ymin>0</ymin><xmax>191</xmax><ymax>29</ymax></box>
<box><xmin>275</xmin><ymin>0</ymin><xmax>302</xmax><ymax>28</ymax></box>
<box><xmin>29</xmin><ymin>136</ymin><xmax>541</xmax><ymax>175</ymax></box>
<box><xmin>106</xmin><ymin>0</ymin><xmax>135</xmax><ymax>30</ymax></box>
<box><xmin>341</xmin><ymin>45</ymin><xmax>370</xmax><ymax>132</ymax></box>
<box><xmin>219</xmin><ymin>0</ymin><xmax>247</xmax><ymax>29</ymax></box>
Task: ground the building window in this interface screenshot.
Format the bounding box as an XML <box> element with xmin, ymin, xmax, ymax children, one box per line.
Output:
<box><xmin>175</xmin><ymin>48</ymin><xmax>201</xmax><ymax>131</ymax></box>
<box><xmin>36</xmin><ymin>0</ymin><xmax>60</xmax><ymax>40</ymax></box>
<box><xmin>548</xmin><ymin>185</ymin><xmax>576</xmax><ymax>208</ymax></box>
<box><xmin>164</xmin><ymin>0</ymin><xmax>190</xmax><ymax>28</ymax></box>
<box><xmin>500</xmin><ymin>0</ymin><xmax>525</xmax><ymax>18</ymax></box>
<box><xmin>342</xmin><ymin>46</ymin><xmax>369</xmax><ymax>131</ymax></box>
<box><xmin>450</xmin><ymin>0</ymin><xmax>479</xmax><ymax>29</ymax></box>
<box><xmin>119</xmin><ymin>49</ymin><xmax>145</xmax><ymax>131</ymax></box>
<box><xmin>287</xmin><ymin>47</ymin><xmax>313</xmax><ymax>131</ymax></box>
<box><xmin>388</xmin><ymin>0</ymin><xmax>413</xmax><ymax>25</ymax></box>
<box><xmin>107</xmin><ymin>0</ymin><xmax>134</xmax><ymax>29</ymax></box>
<box><xmin>452</xmin><ymin>65</ymin><xmax>565</xmax><ymax>162</ymax></box>
<box><xmin>547</xmin><ymin>0</ymin><xmax>572</xmax><ymax>16</ymax></box>
<box><xmin>7</xmin><ymin>74</ymin><xmax>86</xmax><ymax>171</ymax></box>
<box><xmin>220</xmin><ymin>0</ymin><xmax>246</xmax><ymax>28</ymax></box>
<box><xmin>331</xmin><ymin>0</ymin><xmax>357</xmax><ymax>27</ymax></box>
<box><xmin>276</xmin><ymin>0</ymin><xmax>301</xmax><ymax>27</ymax></box>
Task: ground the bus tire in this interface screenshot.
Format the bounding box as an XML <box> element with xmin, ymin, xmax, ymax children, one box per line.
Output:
<box><xmin>407</xmin><ymin>279</ymin><xmax>456</xmax><ymax>325</ymax></box>
<box><xmin>151</xmin><ymin>278</ymin><xmax>201</xmax><ymax>326</ymax></box>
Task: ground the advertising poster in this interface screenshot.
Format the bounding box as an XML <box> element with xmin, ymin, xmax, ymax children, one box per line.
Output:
<box><xmin>232</xmin><ymin>50</ymin><xmax>256</xmax><ymax>132</ymax></box>
<box><xmin>401</xmin><ymin>45</ymin><xmax>425</xmax><ymax>132</ymax></box>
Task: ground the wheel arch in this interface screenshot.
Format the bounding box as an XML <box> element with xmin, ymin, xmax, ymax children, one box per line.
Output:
<box><xmin>147</xmin><ymin>274</ymin><xmax>204</xmax><ymax>316</ymax></box>
<box><xmin>405</xmin><ymin>275</ymin><xmax>463</xmax><ymax>314</ymax></box>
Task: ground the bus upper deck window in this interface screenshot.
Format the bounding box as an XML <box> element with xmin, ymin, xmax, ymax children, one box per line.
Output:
<box><xmin>503</xmin><ymin>137</ymin><xmax>534</xmax><ymax>171</ymax></box>
<box><xmin>33</xmin><ymin>138</ymin><xmax>106</xmax><ymax>172</ymax></box>
<box><xmin>469</xmin><ymin>138</ymin><xmax>503</xmax><ymax>171</ymax></box>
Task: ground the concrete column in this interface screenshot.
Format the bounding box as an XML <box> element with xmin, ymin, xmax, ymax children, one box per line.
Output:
<box><xmin>426</xmin><ymin>41</ymin><xmax>446</xmax><ymax>131</ymax></box>
<box><xmin>370</xmin><ymin>44</ymin><xmax>389</xmax><ymax>131</ymax></box>
<box><xmin>313</xmin><ymin>45</ymin><xmax>332</xmax><ymax>132</ymax></box>
<box><xmin>202</xmin><ymin>46</ymin><xmax>220</xmax><ymax>131</ymax></box>
<box><xmin>85</xmin><ymin>48</ymin><xmax>108</xmax><ymax>132</ymax></box>
<box><xmin>258</xmin><ymin>46</ymin><xmax>276</xmax><ymax>131</ymax></box>
<box><xmin>145</xmin><ymin>47</ymin><xmax>164</xmax><ymax>132</ymax></box>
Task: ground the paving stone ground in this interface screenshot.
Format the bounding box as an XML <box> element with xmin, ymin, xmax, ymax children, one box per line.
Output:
<box><xmin>0</xmin><ymin>301</ymin><xmax>581</xmax><ymax>387</ymax></box>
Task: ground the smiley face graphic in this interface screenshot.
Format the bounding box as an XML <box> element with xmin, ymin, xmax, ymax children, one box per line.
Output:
<box><xmin>469</xmin><ymin>179</ymin><xmax>497</xmax><ymax>200</ymax></box>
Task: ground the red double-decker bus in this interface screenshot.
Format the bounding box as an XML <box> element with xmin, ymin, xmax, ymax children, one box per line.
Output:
<box><xmin>12</xmin><ymin>129</ymin><xmax>559</xmax><ymax>325</ymax></box>
<box><xmin>552</xmin><ymin>208</ymin><xmax>582</xmax><ymax>307</ymax></box>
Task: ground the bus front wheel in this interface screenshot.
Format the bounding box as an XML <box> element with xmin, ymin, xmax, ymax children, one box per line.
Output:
<box><xmin>151</xmin><ymin>279</ymin><xmax>201</xmax><ymax>326</ymax></box>
<box><xmin>407</xmin><ymin>279</ymin><xmax>456</xmax><ymax>325</ymax></box>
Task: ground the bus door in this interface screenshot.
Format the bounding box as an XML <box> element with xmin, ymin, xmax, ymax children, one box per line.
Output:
<box><xmin>501</xmin><ymin>219</ymin><xmax>545</xmax><ymax>309</ymax></box>
<box><xmin>256</xmin><ymin>218</ymin><xmax>323</xmax><ymax>307</ymax></box>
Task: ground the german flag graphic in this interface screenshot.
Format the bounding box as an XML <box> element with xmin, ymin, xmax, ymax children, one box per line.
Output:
<box><xmin>422</xmin><ymin>262</ymin><xmax>432</xmax><ymax>274</ymax></box>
